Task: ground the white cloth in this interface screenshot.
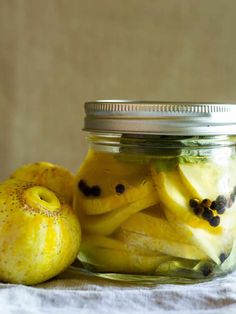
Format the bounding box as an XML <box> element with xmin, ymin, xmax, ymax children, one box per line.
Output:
<box><xmin>1</xmin><ymin>269</ymin><xmax>236</xmax><ymax>314</ymax></box>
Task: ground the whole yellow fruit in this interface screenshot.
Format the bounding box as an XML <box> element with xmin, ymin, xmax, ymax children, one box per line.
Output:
<box><xmin>0</xmin><ymin>178</ymin><xmax>81</xmax><ymax>285</ymax></box>
<box><xmin>10</xmin><ymin>162</ymin><xmax>74</xmax><ymax>205</ymax></box>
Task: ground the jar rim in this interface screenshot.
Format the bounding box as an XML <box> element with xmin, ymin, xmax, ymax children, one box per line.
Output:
<box><xmin>84</xmin><ymin>100</ymin><xmax>236</xmax><ymax>136</ymax></box>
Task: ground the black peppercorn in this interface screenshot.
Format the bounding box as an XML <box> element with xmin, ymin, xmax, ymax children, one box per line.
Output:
<box><xmin>202</xmin><ymin>208</ymin><xmax>214</xmax><ymax>221</ymax></box>
<box><xmin>83</xmin><ymin>187</ymin><xmax>92</xmax><ymax>197</ymax></box>
<box><xmin>78</xmin><ymin>180</ymin><xmax>101</xmax><ymax>197</ymax></box>
<box><xmin>215</xmin><ymin>202</ymin><xmax>226</xmax><ymax>214</ymax></box>
<box><xmin>90</xmin><ymin>185</ymin><xmax>101</xmax><ymax>197</ymax></box>
<box><xmin>115</xmin><ymin>184</ymin><xmax>125</xmax><ymax>194</ymax></box>
<box><xmin>216</xmin><ymin>195</ymin><xmax>227</xmax><ymax>206</ymax></box>
<box><xmin>201</xmin><ymin>199</ymin><xmax>212</xmax><ymax>208</ymax></box>
<box><xmin>78</xmin><ymin>179</ymin><xmax>86</xmax><ymax>191</ymax></box>
<box><xmin>193</xmin><ymin>204</ymin><xmax>204</xmax><ymax>216</ymax></box>
<box><xmin>219</xmin><ymin>253</ymin><xmax>228</xmax><ymax>263</ymax></box>
<box><xmin>78</xmin><ymin>180</ymin><xmax>92</xmax><ymax>196</ymax></box>
<box><xmin>210</xmin><ymin>201</ymin><xmax>216</xmax><ymax>210</ymax></box>
<box><xmin>189</xmin><ymin>198</ymin><xmax>199</xmax><ymax>208</ymax></box>
<box><xmin>209</xmin><ymin>215</ymin><xmax>220</xmax><ymax>227</ymax></box>
<box><xmin>202</xmin><ymin>264</ymin><xmax>213</xmax><ymax>277</ymax></box>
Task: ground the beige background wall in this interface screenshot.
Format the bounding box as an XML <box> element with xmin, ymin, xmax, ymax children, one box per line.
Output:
<box><xmin>1</xmin><ymin>0</ymin><xmax>236</xmax><ymax>180</ymax></box>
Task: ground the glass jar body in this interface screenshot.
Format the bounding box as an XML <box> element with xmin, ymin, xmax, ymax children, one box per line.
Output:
<box><xmin>74</xmin><ymin>133</ymin><xmax>236</xmax><ymax>283</ymax></box>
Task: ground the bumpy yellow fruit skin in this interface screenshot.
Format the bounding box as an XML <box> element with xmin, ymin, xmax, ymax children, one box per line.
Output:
<box><xmin>0</xmin><ymin>179</ymin><xmax>81</xmax><ymax>285</ymax></box>
<box><xmin>10</xmin><ymin>162</ymin><xmax>74</xmax><ymax>205</ymax></box>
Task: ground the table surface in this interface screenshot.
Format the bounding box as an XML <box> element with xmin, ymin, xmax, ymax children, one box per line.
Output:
<box><xmin>1</xmin><ymin>268</ymin><xmax>236</xmax><ymax>314</ymax></box>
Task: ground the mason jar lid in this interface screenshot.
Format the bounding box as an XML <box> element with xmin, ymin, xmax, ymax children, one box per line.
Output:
<box><xmin>84</xmin><ymin>100</ymin><xmax>236</xmax><ymax>135</ymax></box>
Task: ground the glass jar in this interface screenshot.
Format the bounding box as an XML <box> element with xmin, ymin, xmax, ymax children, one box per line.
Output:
<box><xmin>74</xmin><ymin>100</ymin><xmax>236</xmax><ymax>284</ymax></box>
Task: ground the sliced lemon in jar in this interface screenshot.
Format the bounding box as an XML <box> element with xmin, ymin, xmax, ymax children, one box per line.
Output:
<box><xmin>178</xmin><ymin>161</ymin><xmax>228</xmax><ymax>200</ymax></box>
<box><xmin>74</xmin><ymin>150</ymin><xmax>157</xmax><ymax>215</ymax></box>
<box><xmin>79</xmin><ymin>192</ymin><xmax>157</xmax><ymax>236</ymax></box>
<box><xmin>115</xmin><ymin>211</ymin><xmax>207</xmax><ymax>260</ymax></box>
<box><xmin>79</xmin><ymin>246</ymin><xmax>169</xmax><ymax>274</ymax></box>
